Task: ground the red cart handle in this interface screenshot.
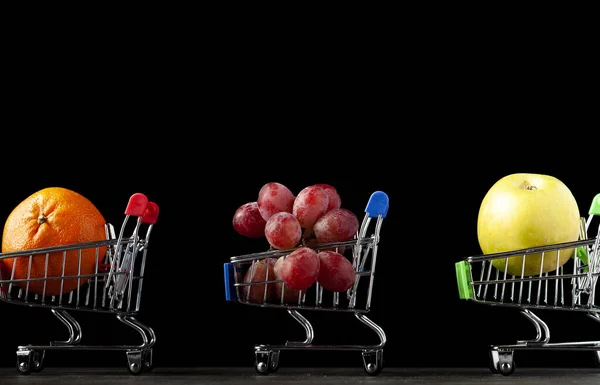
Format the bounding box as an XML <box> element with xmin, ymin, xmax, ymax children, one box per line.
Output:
<box><xmin>125</xmin><ymin>193</ymin><xmax>149</xmax><ymax>216</ymax></box>
<box><xmin>142</xmin><ymin>202</ymin><xmax>159</xmax><ymax>224</ymax></box>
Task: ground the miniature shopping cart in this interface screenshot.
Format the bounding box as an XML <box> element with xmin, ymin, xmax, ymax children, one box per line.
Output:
<box><xmin>224</xmin><ymin>191</ymin><xmax>389</xmax><ymax>376</ymax></box>
<box><xmin>0</xmin><ymin>192</ymin><xmax>159</xmax><ymax>376</ymax></box>
<box><xmin>455</xmin><ymin>193</ymin><xmax>600</xmax><ymax>376</ymax></box>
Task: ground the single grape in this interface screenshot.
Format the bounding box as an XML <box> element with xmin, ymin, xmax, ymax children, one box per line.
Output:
<box><xmin>243</xmin><ymin>258</ymin><xmax>277</xmax><ymax>303</ymax></box>
<box><xmin>314</xmin><ymin>208</ymin><xmax>359</xmax><ymax>244</ymax></box>
<box><xmin>232</xmin><ymin>202</ymin><xmax>267</xmax><ymax>238</ymax></box>
<box><xmin>292</xmin><ymin>185</ymin><xmax>329</xmax><ymax>231</ymax></box>
<box><xmin>314</xmin><ymin>183</ymin><xmax>342</xmax><ymax>212</ymax></box>
<box><xmin>257</xmin><ymin>182</ymin><xmax>295</xmax><ymax>221</ymax></box>
<box><xmin>273</xmin><ymin>256</ymin><xmax>301</xmax><ymax>303</ymax></box>
<box><xmin>317</xmin><ymin>251</ymin><xmax>355</xmax><ymax>292</ymax></box>
<box><xmin>280</xmin><ymin>247</ymin><xmax>320</xmax><ymax>291</ymax></box>
<box><xmin>265</xmin><ymin>212</ymin><xmax>302</xmax><ymax>250</ymax></box>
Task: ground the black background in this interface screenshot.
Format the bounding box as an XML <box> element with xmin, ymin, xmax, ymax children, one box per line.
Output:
<box><xmin>0</xmin><ymin>22</ymin><xmax>596</xmax><ymax>370</ymax></box>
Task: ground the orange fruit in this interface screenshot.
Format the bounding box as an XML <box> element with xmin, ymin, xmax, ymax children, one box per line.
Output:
<box><xmin>1</xmin><ymin>187</ymin><xmax>107</xmax><ymax>296</ymax></box>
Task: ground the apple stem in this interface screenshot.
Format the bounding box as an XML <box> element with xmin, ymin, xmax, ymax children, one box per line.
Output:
<box><xmin>520</xmin><ymin>181</ymin><xmax>538</xmax><ymax>191</ymax></box>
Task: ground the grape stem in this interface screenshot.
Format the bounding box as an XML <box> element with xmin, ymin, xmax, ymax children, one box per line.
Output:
<box><xmin>301</xmin><ymin>228</ymin><xmax>317</xmax><ymax>247</ymax></box>
<box><xmin>303</xmin><ymin>227</ymin><xmax>314</xmax><ymax>240</ymax></box>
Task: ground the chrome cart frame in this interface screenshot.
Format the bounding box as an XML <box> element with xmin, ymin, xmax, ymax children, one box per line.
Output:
<box><xmin>224</xmin><ymin>191</ymin><xmax>389</xmax><ymax>376</ymax></box>
<box><xmin>456</xmin><ymin>193</ymin><xmax>600</xmax><ymax>376</ymax></box>
<box><xmin>0</xmin><ymin>193</ymin><xmax>159</xmax><ymax>376</ymax></box>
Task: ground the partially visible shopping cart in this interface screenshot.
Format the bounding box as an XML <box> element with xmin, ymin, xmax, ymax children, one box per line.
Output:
<box><xmin>0</xmin><ymin>192</ymin><xmax>159</xmax><ymax>375</ymax></box>
<box><xmin>224</xmin><ymin>191</ymin><xmax>389</xmax><ymax>376</ymax></box>
<box><xmin>456</xmin><ymin>193</ymin><xmax>600</xmax><ymax>376</ymax></box>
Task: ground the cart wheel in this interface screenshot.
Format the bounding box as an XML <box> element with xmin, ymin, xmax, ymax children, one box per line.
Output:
<box><xmin>127</xmin><ymin>362</ymin><xmax>143</xmax><ymax>376</ymax></box>
<box><xmin>142</xmin><ymin>349</ymin><xmax>154</xmax><ymax>372</ymax></box>
<box><xmin>254</xmin><ymin>350</ymin><xmax>271</xmax><ymax>375</ymax></box>
<box><xmin>32</xmin><ymin>350</ymin><xmax>45</xmax><ymax>373</ymax></box>
<box><xmin>126</xmin><ymin>350</ymin><xmax>144</xmax><ymax>376</ymax></box>
<box><xmin>269</xmin><ymin>350</ymin><xmax>280</xmax><ymax>373</ymax></box>
<box><xmin>362</xmin><ymin>349</ymin><xmax>383</xmax><ymax>376</ymax></box>
<box><xmin>488</xmin><ymin>350</ymin><xmax>499</xmax><ymax>374</ymax></box>
<box><xmin>494</xmin><ymin>350</ymin><xmax>515</xmax><ymax>376</ymax></box>
<box><xmin>489</xmin><ymin>348</ymin><xmax>515</xmax><ymax>375</ymax></box>
<box><xmin>16</xmin><ymin>349</ymin><xmax>34</xmax><ymax>375</ymax></box>
<box><xmin>498</xmin><ymin>360</ymin><xmax>515</xmax><ymax>376</ymax></box>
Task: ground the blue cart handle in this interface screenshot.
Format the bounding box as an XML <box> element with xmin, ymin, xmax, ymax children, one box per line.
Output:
<box><xmin>224</xmin><ymin>262</ymin><xmax>237</xmax><ymax>301</ymax></box>
<box><xmin>365</xmin><ymin>191</ymin><xmax>389</xmax><ymax>218</ymax></box>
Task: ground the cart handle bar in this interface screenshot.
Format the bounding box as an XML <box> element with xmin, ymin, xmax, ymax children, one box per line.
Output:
<box><xmin>365</xmin><ymin>191</ymin><xmax>388</xmax><ymax>219</ymax></box>
<box><xmin>590</xmin><ymin>193</ymin><xmax>600</xmax><ymax>216</ymax></box>
<box><xmin>125</xmin><ymin>193</ymin><xmax>148</xmax><ymax>217</ymax></box>
<box><xmin>125</xmin><ymin>193</ymin><xmax>159</xmax><ymax>224</ymax></box>
<box><xmin>142</xmin><ymin>202</ymin><xmax>159</xmax><ymax>224</ymax></box>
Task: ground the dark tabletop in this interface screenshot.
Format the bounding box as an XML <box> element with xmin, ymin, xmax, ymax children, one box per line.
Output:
<box><xmin>1</xmin><ymin>367</ymin><xmax>600</xmax><ymax>384</ymax></box>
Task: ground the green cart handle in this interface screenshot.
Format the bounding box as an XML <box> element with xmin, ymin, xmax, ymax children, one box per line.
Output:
<box><xmin>572</xmin><ymin>193</ymin><xmax>600</xmax><ymax>268</ymax></box>
<box><xmin>455</xmin><ymin>261</ymin><xmax>474</xmax><ymax>300</ymax></box>
<box><xmin>589</xmin><ymin>193</ymin><xmax>600</xmax><ymax>216</ymax></box>
<box><xmin>573</xmin><ymin>217</ymin><xmax>589</xmax><ymax>269</ymax></box>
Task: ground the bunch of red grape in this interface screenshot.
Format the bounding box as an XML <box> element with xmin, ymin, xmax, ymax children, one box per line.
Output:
<box><xmin>232</xmin><ymin>182</ymin><xmax>359</xmax><ymax>303</ymax></box>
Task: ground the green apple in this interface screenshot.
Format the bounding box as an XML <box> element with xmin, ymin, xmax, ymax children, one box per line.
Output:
<box><xmin>477</xmin><ymin>173</ymin><xmax>580</xmax><ymax>276</ymax></box>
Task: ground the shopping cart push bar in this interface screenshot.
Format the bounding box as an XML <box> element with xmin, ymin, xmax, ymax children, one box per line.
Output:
<box><xmin>0</xmin><ymin>193</ymin><xmax>159</xmax><ymax>376</ymax></box>
<box><xmin>224</xmin><ymin>191</ymin><xmax>389</xmax><ymax>376</ymax></box>
<box><xmin>456</xmin><ymin>193</ymin><xmax>600</xmax><ymax>376</ymax></box>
